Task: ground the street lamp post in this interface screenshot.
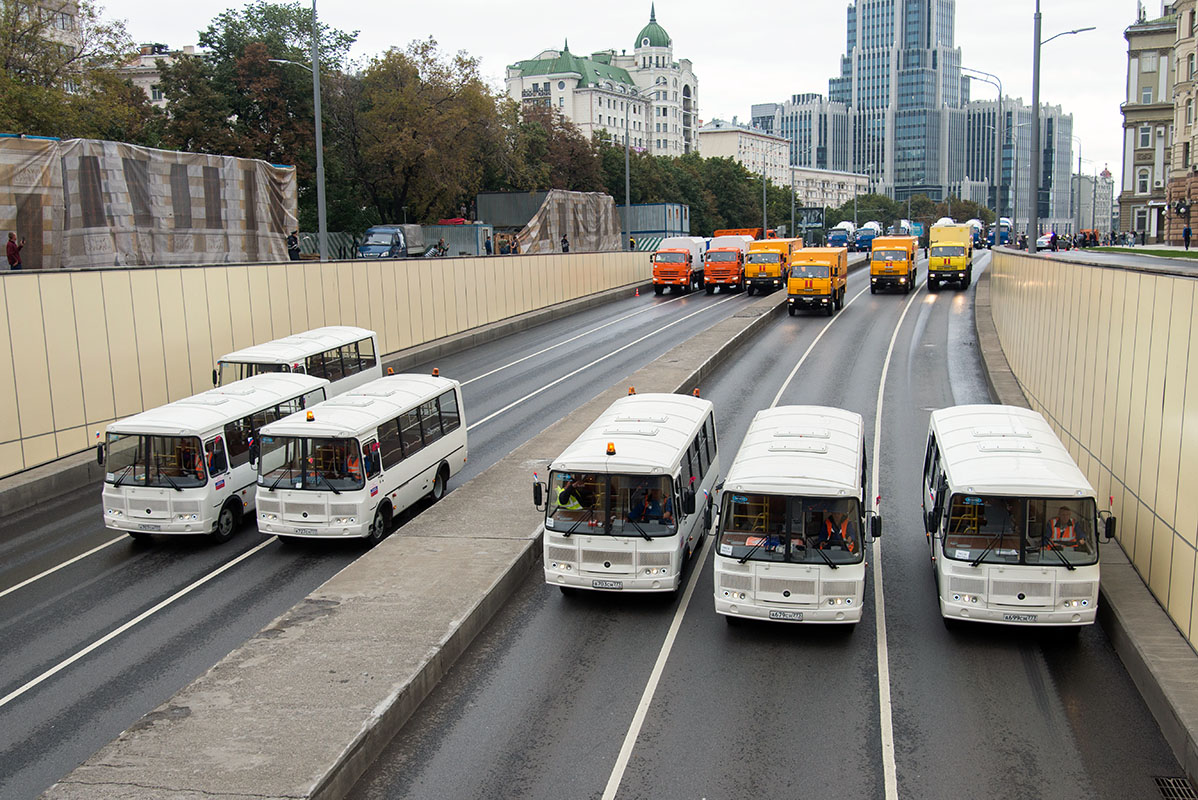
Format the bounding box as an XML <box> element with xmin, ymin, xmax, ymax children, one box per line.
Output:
<box><xmin>962</xmin><ymin>67</ymin><xmax>1004</xmax><ymax>220</ymax></box>
<box><xmin>624</xmin><ymin>97</ymin><xmax>631</xmax><ymax>251</ymax></box>
<box><xmin>1028</xmin><ymin>4</ymin><xmax>1095</xmax><ymax>253</ymax></box>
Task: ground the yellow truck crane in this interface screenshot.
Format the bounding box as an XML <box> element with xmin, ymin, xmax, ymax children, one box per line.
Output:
<box><xmin>787</xmin><ymin>247</ymin><xmax>848</xmax><ymax>317</ymax></box>
<box><xmin>928</xmin><ymin>224</ymin><xmax>974</xmax><ymax>290</ymax></box>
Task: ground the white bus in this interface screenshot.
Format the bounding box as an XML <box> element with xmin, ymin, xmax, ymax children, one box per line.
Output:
<box><xmin>100</xmin><ymin>374</ymin><xmax>330</xmax><ymax>543</ymax></box>
<box><xmin>713</xmin><ymin>406</ymin><xmax>881</xmax><ymax>625</ymax></box>
<box><xmin>922</xmin><ymin>405</ymin><xmax>1115</xmax><ymax>627</ymax></box>
<box><xmin>255</xmin><ymin>373</ymin><xmax>467</xmax><ymax>544</ymax></box>
<box><xmin>537</xmin><ymin>392</ymin><xmax>719</xmax><ymax>594</ymax></box>
<box><xmin>214</xmin><ymin>326</ymin><xmax>382</xmax><ymax>396</ymax></box>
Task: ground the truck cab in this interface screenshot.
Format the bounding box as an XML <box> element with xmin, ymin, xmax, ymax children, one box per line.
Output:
<box><xmin>870</xmin><ymin>236</ymin><xmax>918</xmax><ymax>294</ymax></box>
<box><xmin>787</xmin><ymin>247</ymin><xmax>848</xmax><ymax>316</ymax></box>
<box><xmin>652</xmin><ymin>236</ymin><xmax>706</xmax><ymax>295</ymax></box>
<box><xmin>745</xmin><ymin>238</ymin><xmax>802</xmax><ymax>295</ymax></box>
<box><xmin>928</xmin><ymin>224</ymin><xmax>973</xmax><ymax>291</ymax></box>
<box><xmin>703</xmin><ymin>234</ymin><xmax>753</xmax><ymax>293</ymax></box>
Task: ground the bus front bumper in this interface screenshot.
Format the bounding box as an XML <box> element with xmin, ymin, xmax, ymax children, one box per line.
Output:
<box><xmin>939</xmin><ymin>597</ymin><xmax>1096</xmax><ymax>625</ymax></box>
<box><xmin>545</xmin><ymin>565</ymin><xmax>680</xmax><ymax>593</ymax></box>
<box><xmin>258</xmin><ymin>518</ymin><xmax>370</xmax><ymax>538</ymax></box>
<box><xmin>104</xmin><ymin>516</ymin><xmax>215</xmax><ymax>535</ymax></box>
<box><xmin>715</xmin><ymin>596</ymin><xmax>863</xmax><ymax>624</ymax></box>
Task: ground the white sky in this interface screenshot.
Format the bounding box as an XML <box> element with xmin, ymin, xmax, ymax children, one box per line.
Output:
<box><xmin>102</xmin><ymin>0</ymin><xmax>1145</xmax><ymax>188</ymax></box>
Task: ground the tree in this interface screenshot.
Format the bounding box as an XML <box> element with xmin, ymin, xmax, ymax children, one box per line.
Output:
<box><xmin>159</xmin><ymin>53</ymin><xmax>238</xmax><ymax>153</ymax></box>
<box><xmin>0</xmin><ymin>0</ymin><xmax>132</xmax><ymax>88</ymax></box>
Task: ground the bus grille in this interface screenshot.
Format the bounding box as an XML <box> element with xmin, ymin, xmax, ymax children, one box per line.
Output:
<box><xmin>949</xmin><ymin>576</ymin><xmax>986</xmax><ymax>595</ymax></box>
<box><xmin>284</xmin><ymin>501</ymin><xmax>326</xmax><ymax>518</ymax></box>
<box><xmin>758</xmin><ymin>577</ymin><xmax>816</xmax><ymax>596</ymax></box>
<box><xmin>172</xmin><ymin>500</ymin><xmax>201</xmax><ymax>515</ymax></box>
<box><xmin>720</xmin><ymin>572</ymin><xmax>753</xmax><ymax>591</ymax></box>
<box><xmin>1058</xmin><ymin>582</ymin><xmax>1095</xmax><ymax>599</ymax></box>
<box><xmin>257</xmin><ymin>497</ymin><xmax>280</xmax><ymax>514</ymax></box>
<box><xmin>821</xmin><ymin>580</ymin><xmax>858</xmax><ymax>597</ymax></box>
<box><xmin>991</xmin><ymin>580</ymin><xmax>1052</xmax><ymax>598</ymax></box>
<box><xmin>330</xmin><ymin>504</ymin><xmax>359</xmax><ymax>516</ymax></box>
<box><xmin>639</xmin><ymin>551</ymin><xmax>671</xmax><ymax>567</ymax></box>
<box><xmin>546</xmin><ymin>546</ymin><xmax>576</xmax><ymax>562</ymax></box>
<box><xmin>583</xmin><ymin>550</ymin><xmax>633</xmax><ymax>566</ymax></box>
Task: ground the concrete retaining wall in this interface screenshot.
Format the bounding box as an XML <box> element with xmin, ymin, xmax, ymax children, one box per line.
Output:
<box><xmin>0</xmin><ymin>252</ymin><xmax>649</xmax><ymax>479</ymax></box>
<box><xmin>989</xmin><ymin>250</ymin><xmax>1198</xmax><ymax>647</ymax></box>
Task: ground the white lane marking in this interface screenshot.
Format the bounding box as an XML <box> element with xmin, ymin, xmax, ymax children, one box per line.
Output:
<box><xmin>769</xmin><ymin>284</ymin><xmax>871</xmax><ymax>408</ymax></box>
<box><xmin>0</xmin><ymin>537</ymin><xmax>276</xmax><ymax>710</ymax></box>
<box><xmin>870</xmin><ymin>282</ymin><xmax>925</xmax><ymax>800</ymax></box>
<box><xmin>467</xmin><ymin>295</ymin><xmax>739</xmax><ymax>431</ymax></box>
<box><xmin>0</xmin><ymin>536</ymin><xmax>125</xmax><ymax>600</ymax></box>
<box><xmin>600</xmin><ymin>532</ymin><xmax>714</xmax><ymax>800</ymax></box>
<box><xmin>462</xmin><ymin>293</ymin><xmax>690</xmax><ymax>387</ymax></box>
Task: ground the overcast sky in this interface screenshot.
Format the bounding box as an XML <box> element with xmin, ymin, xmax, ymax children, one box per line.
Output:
<box><xmin>103</xmin><ymin>0</ymin><xmax>1147</xmax><ymax>188</ymax></box>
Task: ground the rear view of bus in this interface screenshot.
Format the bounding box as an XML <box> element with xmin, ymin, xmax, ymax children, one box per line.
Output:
<box><xmin>214</xmin><ymin>326</ymin><xmax>381</xmax><ymax>396</ymax></box>
<box><xmin>100</xmin><ymin>374</ymin><xmax>331</xmax><ymax>543</ymax></box>
<box><xmin>923</xmin><ymin>405</ymin><xmax>1114</xmax><ymax>627</ymax></box>
<box><xmin>256</xmin><ymin>373</ymin><xmax>466</xmax><ymax>544</ymax></box>
<box><xmin>714</xmin><ymin>406</ymin><xmax>879</xmax><ymax>625</ymax></box>
<box><xmin>538</xmin><ymin>392</ymin><xmax>719</xmax><ymax>593</ymax></box>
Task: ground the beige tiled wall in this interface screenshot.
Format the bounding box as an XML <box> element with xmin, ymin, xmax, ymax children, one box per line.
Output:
<box><xmin>0</xmin><ymin>252</ymin><xmax>649</xmax><ymax>479</ymax></box>
<box><xmin>990</xmin><ymin>251</ymin><xmax>1198</xmax><ymax>646</ymax></box>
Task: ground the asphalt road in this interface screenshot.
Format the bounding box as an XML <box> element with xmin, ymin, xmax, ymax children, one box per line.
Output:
<box><xmin>0</xmin><ymin>281</ymin><xmax>760</xmax><ymax>800</ymax></box>
<box><xmin>349</xmin><ymin>253</ymin><xmax>1183</xmax><ymax>800</ymax></box>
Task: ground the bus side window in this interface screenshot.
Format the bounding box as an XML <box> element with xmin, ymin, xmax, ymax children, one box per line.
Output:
<box><xmin>680</xmin><ymin>445</ymin><xmax>694</xmax><ymax>491</ymax></box>
<box><xmin>706</xmin><ymin>415</ymin><xmax>718</xmax><ymax>458</ymax></box>
<box><xmin>361</xmin><ymin>439</ymin><xmax>380</xmax><ymax>479</ymax></box>
<box><xmin>379</xmin><ymin>418</ymin><xmax>404</xmax><ymax>469</ymax></box>
<box><xmin>699</xmin><ymin>420</ymin><xmax>712</xmax><ymax>467</ymax></box>
<box><xmin>303</xmin><ymin>388</ymin><xmax>326</xmax><ymax>409</ymax></box>
<box><xmin>420</xmin><ymin>400</ymin><xmax>443</xmax><ymax>444</ymax></box>
<box><xmin>340</xmin><ymin>343</ymin><xmax>360</xmax><ymax>376</ymax></box>
<box><xmin>322</xmin><ymin>347</ymin><xmax>345</xmax><ymax>382</ymax></box>
<box><xmin>438</xmin><ymin>390</ymin><xmax>460</xmax><ymax>433</ymax></box>
<box><xmin>224</xmin><ymin>417</ymin><xmax>252</xmax><ymax>467</ymax></box>
<box><xmin>923</xmin><ymin>435</ymin><xmax>939</xmax><ymax>482</ymax></box>
<box><xmin>205</xmin><ymin>437</ymin><xmax>229</xmax><ymax>475</ymax></box>
<box><xmin>399</xmin><ymin>409</ymin><xmax>423</xmax><ymax>457</ymax></box>
<box><xmin>358</xmin><ymin>337</ymin><xmax>377</xmax><ymax>369</ymax></box>
<box><xmin>306</xmin><ymin>352</ymin><xmax>327</xmax><ymax>380</ymax></box>
<box><xmin>692</xmin><ymin>438</ymin><xmax>706</xmax><ymax>479</ymax></box>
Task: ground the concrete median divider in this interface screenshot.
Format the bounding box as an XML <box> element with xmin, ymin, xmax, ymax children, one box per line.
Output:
<box><xmin>43</xmin><ymin>285</ymin><xmax>795</xmax><ymax>800</ymax></box>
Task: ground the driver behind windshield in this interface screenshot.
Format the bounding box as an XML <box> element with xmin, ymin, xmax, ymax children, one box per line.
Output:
<box><xmin>627</xmin><ymin>485</ymin><xmax>674</xmax><ymax>524</ymax></box>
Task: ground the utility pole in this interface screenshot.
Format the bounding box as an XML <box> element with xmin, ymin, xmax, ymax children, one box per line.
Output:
<box><xmin>1028</xmin><ymin>0</ymin><xmax>1042</xmax><ymax>252</ymax></box>
<box><xmin>762</xmin><ymin>169</ymin><xmax>768</xmax><ymax>235</ymax></box>
<box><xmin>311</xmin><ymin>0</ymin><xmax>327</xmax><ymax>262</ymax></box>
<box><xmin>624</xmin><ymin>100</ymin><xmax>631</xmax><ymax>250</ymax></box>
<box><xmin>790</xmin><ymin>166</ymin><xmax>795</xmax><ymax>238</ymax></box>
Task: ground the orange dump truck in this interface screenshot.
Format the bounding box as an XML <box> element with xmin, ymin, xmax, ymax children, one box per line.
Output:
<box><xmin>651</xmin><ymin>236</ymin><xmax>707</xmax><ymax>295</ymax></box>
<box><xmin>869</xmin><ymin>236</ymin><xmax>918</xmax><ymax>294</ymax></box>
<box><xmin>787</xmin><ymin>247</ymin><xmax>849</xmax><ymax>316</ymax></box>
<box><xmin>703</xmin><ymin>234</ymin><xmax>754</xmax><ymax>293</ymax></box>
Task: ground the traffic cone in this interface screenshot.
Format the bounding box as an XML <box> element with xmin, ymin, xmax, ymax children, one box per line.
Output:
<box><xmin>635</xmin><ymin>287</ymin><xmax>640</xmax><ymax>297</ymax></box>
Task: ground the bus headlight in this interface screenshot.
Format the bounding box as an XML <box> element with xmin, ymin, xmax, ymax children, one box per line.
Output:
<box><xmin>643</xmin><ymin>567</ymin><xmax>670</xmax><ymax>576</ymax></box>
<box><xmin>827</xmin><ymin>597</ymin><xmax>852</xmax><ymax>606</ymax></box>
<box><xmin>260</xmin><ymin>512</ymin><xmax>277</xmax><ymax>521</ymax></box>
<box><xmin>721</xmin><ymin>590</ymin><xmax>747</xmax><ymax>600</ymax></box>
<box><xmin>175</xmin><ymin>513</ymin><xmax>199</xmax><ymax>521</ymax></box>
<box><xmin>333</xmin><ymin>517</ymin><xmax>356</xmax><ymax>525</ymax></box>
<box><xmin>549</xmin><ymin>561</ymin><xmax>573</xmax><ymax>571</ymax></box>
<box><xmin>952</xmin><ymin>593</ymin><xmax>980</xmax><ymax>604</ymax></box>
<box><xmin>1062</xmin><ymin>599</ymin><xmax>1090</xmax><ymax>608</ymax></box>
<box><xmin>106</xmin><ymin>508</ymin><xmax>123</xmax><ymax>517</ymax></box>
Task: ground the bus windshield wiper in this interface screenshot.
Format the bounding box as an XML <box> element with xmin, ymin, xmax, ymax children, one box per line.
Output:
<box><xmin>562</xmin><ymin>507</ymin><xmax>598</xmax><ymax>536</ymax></box>
<box><xmin>158</xmin><ymin>471</ymin><xmax>184</xmax><ymax>492</ymax></box>
<box><xmin>739</xmin><ymin>533</ymin><xmax>779</xmax><ymax>564</ymax></box>
<box><xmin>1040</xmin><ymin>539</ymin><xmax>1077</xmax><ymax>571</ymax></box>
<box><xmin>268</xmin><ymin>469</ymin><xmax>291</xmax><ymax>492</ymax></box>
<box><xmin>808</xmin><ymin>541</ymin><xmax>838</xmax><ymax>569</ymax></box>
<box><xmin>112</xmin><ymin>464</ymin><xmax>135</xmax><ymax>488</ymax></box>
<box><xmin>971</xmin><ymin>524</ymin><xmax>1009</xmax><ymax>567</ymax></box>
<box><xmin>624</xmin><ymin>516</ymin><xmax>653</xmax><ymax>542</ymax></box>
<box><xmin>311</xmin><ymin>472</ymin><xmax>341</xmax><ymax>495</ymax></box>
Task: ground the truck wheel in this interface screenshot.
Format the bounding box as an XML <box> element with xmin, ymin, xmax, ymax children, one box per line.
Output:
<box><xmin>929</xmin><ymin>278</ymin><xmax>939</xmax><ymax>291</ymax></box>
<box><xmin>746</xmin><ymin>285</ymin><xmax>754</xmax><ymax>296</ymax></box>
<box><xmin>705</xmin><ymin>285</ymin><xmax>713</xmax><ymax>295</ymax></box>
<box><xmin>787</xmin><ymin>305</ymin><xmax>796</xmax><ymax>316</ymax></box>
<box><xmin>826</xmin><ymin>302</ymin><xmax>834</xmax><ymax>317</ymax></box>
<box><xmin>870</xmin><ymin>284</ymin><xmax>877</xmax><ymax>295</ymax></box>
<box><xmin>653</xmin><ymin>285</ymin><xmax>663</xmax><ymax>296</ymax></box>
<box><xmin>835</xmin><ymin>290</ymin><xmax>843</xmax><ymax>310</ymax></box>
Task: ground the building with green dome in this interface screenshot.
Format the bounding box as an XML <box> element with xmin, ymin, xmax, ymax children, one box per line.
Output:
<box><xmin>505</xmin><ymin>4</ymin><xmax>698</xmax><ymax>156</ymax></box>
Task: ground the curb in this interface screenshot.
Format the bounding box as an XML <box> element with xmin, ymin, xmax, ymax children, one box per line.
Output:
<box><xmin>976</xmin><ymin>251</ymin><xmax>1198</xmax><ymax>788</ymax></box>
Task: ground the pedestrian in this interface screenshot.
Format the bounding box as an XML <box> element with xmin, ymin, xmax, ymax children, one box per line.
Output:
<box><xmin>1185</xmin><ymin>226</ymin><xmax>1192</xmax><ymax>251</ymax></box>
<box><xmin>484</xmin><ymin>234</ymin><xmax>493</xmax><ymax>256</ymax></box>
<box><xmin>286</xmin><ymin>230</ymin><xmax>300</xmax><ymax>261</ymax></box>
<box><xmin>510</xmin><ymin>237</ymin><xmax>519</xmax><ymax>255</ymax></box>
<box><xmin>6</xmin><ymin>232</ymin><xmax>23</xmax><ymax>270</ymax></box>
<box><xmin>499</xmin><ymin>239</ymin><xmax>510</xmax><ymax>255</ymax></box>
<box><xmin>1050</xmin><ymin>231</ymin><xmax>1058</xmax><ymax>252</ymax></box>
<box><xmin>561</xmin><ymin>234</ymin><xmax>570</xmax><ymax>253</ymax></box>
<box><xmin>435</xmin><ymin>238</ymin><xmax>449</xmax><ymax>257</ymax></box>
<box><xmin>1141</xmin><ymin>229</ymin><xmax>1146</xmax><ymax>246</ymax></box>
<box><xmin>629</xmin><ymin>236</ymin><xmax>636</xmax><ymax>251</ymax></box>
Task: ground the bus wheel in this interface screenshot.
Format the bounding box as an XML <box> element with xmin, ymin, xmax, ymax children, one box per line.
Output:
<box><xmin>430</xmin><ymin>464</ymin><xmax>449</xmax><ymax>502</ymax></box>
<box><xmin>368</xmin><ymin>504</ymin><xmax>392</xmax><ymax>545</ymax></box>
<box><xmin>559</xmin><ymin>586</ymin><xmax>578</xmax><ymax>596</ymax></box>
<box><xmin>787</xmin><ymin>305</ymin><xmax>796</xmax><ymax>316</ymax></box>
<box><xmin>724</xmin><ymin>614</ymin><xmax>742</xmax><ymax>627</ymax></box>
<box><xmin>210</xmin><ymin>501</ymin><xmax>241</xmax><ymax>543</ymax></box>
<box><xmin>128</xmin><ymin>531</ymin><xmax>152</xmax><ymax>544</ymax></box>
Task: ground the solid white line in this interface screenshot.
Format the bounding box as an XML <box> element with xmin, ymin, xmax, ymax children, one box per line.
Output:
<box><xmin>600</xmin><ymin>532</ymin><xmax>715</xmax><ymax>800</ymax></box>
<box><xmin>0</xmin><ymin>536</ymin><xmax>125</xmax><ymax>600</ymax></box>
<box><xmin>466</xmin><ymin>295</ymin><xmax>738</xmax><ymax>431</ymax></box>
<box><xmin>769</xmin><ymin>284</ymin><xmax>871</xmax><ymax>408</ymax></box>
<box><xmin>461</xmin><ymin>293</ymin><xmax>690</xmax><ymax>387</ymax></box>
<box><xmin>870</xmin><ymin>281</ymin><xmax>925</xmax><ymax>800</ymax></box>
<box><xmin>0</xmin><ymin>537</ymin><xmax>276</xmax><ymax>710</ymax></box>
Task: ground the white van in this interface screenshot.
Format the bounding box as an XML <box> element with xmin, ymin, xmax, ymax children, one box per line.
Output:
<box><xmin>256</xmin><ymin>373</ymin><xmax>467</xmax><ymax>544</ymax></box>
<box><xmin>537</xmin><ymin>392</ymin><xmax>719</xmax><ymax>593</ymax></box>
<box><xmin>101</xmin><ymin>374</ymin><xmax>330</xmax><ymax>542</ymax></box>
<box><xmin>713</xmin><ymin>406</ymin><xmax>880</xmax><ymax>624</ymax></box>
<box><xmin>215</xmin><ymin>326</ymin><xmax>381</xmax><ymax>396</ymax></box>
<box><xmin>922</xmin><ymin>405</ymin><xmax>1114</xmax><ymax>627</ymax></box>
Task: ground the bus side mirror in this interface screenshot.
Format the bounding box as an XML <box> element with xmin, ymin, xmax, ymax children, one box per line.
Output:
<box><xmin>872</xmin><ymin>515</ymin><xmax>882</xmax><ymax>539</ymax></box>
<box><xmin>212</xmin><ymin>368</ymin><xmax>218</xmax><ymax>387</ymax></box>
<box><xmin>533</xmin><ymin>483</ymin><xmax>544</xmax><ymax>509</ymax></box>
<box><xmin>1104</xmin><ymin>516</ymin><xmax>1117</xmax><ymax>541</ymax></box>
<box><xmin>683</xmin><ymin>489</ymin><xmax>696</xmax><ymax>515</ymax></box>
<box><xmin>96</xmin><ymin>443</ymin><xmax>104</xmax><ymax>465</ymax></box>
<box><xmin>248</xmin><ymin>442</ymin><xmax>259</xmax><ymax>465</ymax></box>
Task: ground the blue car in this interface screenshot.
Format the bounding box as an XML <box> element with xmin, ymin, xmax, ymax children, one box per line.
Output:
<box><xmin>356</xmin><ymin>226</ymin><xmax>409</xmax><ymax>259</ymax></box>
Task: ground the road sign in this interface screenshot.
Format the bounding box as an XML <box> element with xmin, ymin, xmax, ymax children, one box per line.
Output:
<box><xmin>796</xmin><ymin>207</ymin><xmax>824</xmax><ymax>229</ymax></box>
<box><xmin>912</xmin><ymin>223</ymin><xmax>925</xmax><ymax>237</ymax></box>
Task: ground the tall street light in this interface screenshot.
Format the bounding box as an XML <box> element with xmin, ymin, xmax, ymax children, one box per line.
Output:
<box><xmin>1028</xmin><ymin>2</ymin><xmax>1095</xmax><ymax>253</ymax></box>
<box><xmin>623</xmin><ymin>94</ymin><xmax>632</xmax><ymax>251</ymax></box>
<box><xmin>962</xmin><ymin>67</ymin><xmax>1004</xmax><ymax>219</ymax></box>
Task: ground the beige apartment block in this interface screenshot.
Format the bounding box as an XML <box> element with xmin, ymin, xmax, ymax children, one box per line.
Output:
<box><xmin>1122</xmin><ymin>7</ymin><xmax>1176</xmax><ymax>242</ymax></box>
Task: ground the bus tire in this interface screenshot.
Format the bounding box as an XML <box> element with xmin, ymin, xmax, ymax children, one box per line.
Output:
<box><xmin>367</xmin><ymin>503</ymin><xmax>392</xmax><ymax>545</ymax></box>
<box><xmin>942</xmin><ymin>615</ymin><xmax>963</xmax><ymax>632</ymax></box>
<box><xmin>430</xmin><ymin>464</ymin><xmax>449</xmax><ymax>502</ymax></box>
<box><xmin>128</xmin><ymin>531</ymin><xmax>152</xmax><ymax>544</ymax></box>
<box><xmin>210</xmin><ymin>500</ymin><xmax>241</xmax><ymax>544</ymax></box>
<box><xmin>724</xmin><ymin>614</ymin><xmax>742</xmax><ymax>627</ymax></box>
<box><xmin>653</xmin><ymin>285</ymin><xmax>664</xmax><ymax>296</ymax></box>
<box><xmin>559</xmin><ymin>585</ymin><xmax>577</xmax><ymax>596</ymax></box>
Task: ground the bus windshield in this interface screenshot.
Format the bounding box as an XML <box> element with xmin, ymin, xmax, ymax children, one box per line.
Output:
<box><xmin>545</xmin><ymin>471</ymin><xmax>677</xmax><ymax>537</ymax></box>
<box><xmin>706</xmin><ymin>251</ymin><xmax>738</xmax><ymax>262</ymax></box>
<box><xmin>873</xmin><ymin>250</ymin><xmax>907</xmax><ymax>261</ymax></box>
<box><xmin>105</xmin><ymin>433</ymin><xmax>207</xmax><ymax>489</ymax></box>
<box><xmin>931</xmin><ymin>246</ymin><xmax>965</xmax><ymax>257</ymax></box>
<box><xmin>718</xmin><ymin>493</ymin><xmax>862</xmax><ymax>564</ymax></box>
<box><xmin>746</xmin><ymin>253</ymin><xmax>780</xmax><ymax>264</ymax></box>
<box><xmin>218</xmin><ymin>361</ymin><xmax>293</xmax><ymax>386</ymax></box>
<box><xmin>942</xmin><ymin>495</ymin><xmax>1097</xmax><ymax>566</ymax></box>
<box><xmin>654</xmin><ymin>253</ymin><xmax>687</xmax><ymax>263</ymax></box>
<box><xmin>791</xmin><ymin>264</ymin><xmax>831</xmax><ymax>278</ymax></box>
<box><xmin>258</xmin><ymin>435</ymin><xmax>366</xmax><ymax>492</ymax></box>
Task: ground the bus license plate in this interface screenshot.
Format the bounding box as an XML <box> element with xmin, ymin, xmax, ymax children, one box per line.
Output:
<box><xmin>592</xmin><ymin>579</ymin><xmax>623</xmax><ymax>590</ymax></box>
<box><xmin>137</xmin><ymin>523</ymin><xmax>161</xmax><ymax>531</ymax></box>
<box><xmin>1003</xmin><ymin>613</ymin><xmax>1038</xmax><ymax>622</ymax></box>
<box><xmin>295</xmin><ymin>528</ymin><xmax>317</xmax><ymax>535</ymax></box>
<box><xmin>769</xmin><ymin>610</ymin><xmax>804</xmax><ymax>621</ymax></box>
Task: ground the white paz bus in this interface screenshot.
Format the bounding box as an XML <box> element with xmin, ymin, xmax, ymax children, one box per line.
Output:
<box><xmin>214</xmin><ymin>326</ymin><xmax>382</xmax><ymax>396</ymax></box>
<box><xmin>255</xmin><ymin>373</ymin><xmax>467</xmax><ymax>544</ymax></box>
<box><xmin>922</xmin><ymin>405</ymin><xmax>1115</xmax><ymax>627</ymax></box>
<box><xmin>100</xmin><ymin>374</ymin><xmax>330</xmax><ymax>543</ymax></box>
<box><xmin>713</xmin><ymin>406</ymin><xmax>881</xmax><ymax>625</ymax></box>
<box><xmin>536</xmin><ymin>391</ymin><xmax>719</xmax><ymax>594</ymax></box>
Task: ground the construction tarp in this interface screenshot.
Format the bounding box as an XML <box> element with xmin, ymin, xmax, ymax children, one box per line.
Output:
<box><xmin>0</xmin><ymin>135</ymin><xmax>297</xmax><ymax>269</ymax></box>
<box><xmin>515</xmin><ymin>189</ymin><xmax>621</xmax><ymax>254</ymax></box>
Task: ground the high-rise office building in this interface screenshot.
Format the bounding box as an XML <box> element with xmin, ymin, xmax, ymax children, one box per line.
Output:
<box><xmin>750</xmin><ymin>94</ymin><xmax>852</xmax><ymax>172</ymax></box>
<box><xmin>828</xmin><ymin>0</ymin><xmax>969</xmax><ymax>199</ymax></box>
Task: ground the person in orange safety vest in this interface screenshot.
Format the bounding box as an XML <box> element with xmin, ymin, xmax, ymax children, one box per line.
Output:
<box><xmin>1046</xmin><ymin>505</ymin><xmax>1083</xmax><ymax>548</ymax></box>
<box><xmin>819</xmin><ymin>511</ymin><xmax>856</xmax><ymax>553</ymax></box>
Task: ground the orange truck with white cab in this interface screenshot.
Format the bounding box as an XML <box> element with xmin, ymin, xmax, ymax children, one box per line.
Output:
<box><xmin>869</xmin><ymin>235</ymin><xmax>918</xmax><ymax>294</ymax></box>
<box><xmin>745</xmin><ymin>238</ymin><xmax>802</xmax><ymax>295</ymax></box>
<box><xmin>651</xmin><ymin>236</ymin><xmax>707</xmax><ymax>295</ymax></box>
<box><xmin>787</xmin><ymin>247</ymin><xmax>848</xmax><ymax>316</ymax></box>
<box><xmin>703</xmin><ymin>234</ymin><xmax>753</xmax><ymax>293</ymax></box>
